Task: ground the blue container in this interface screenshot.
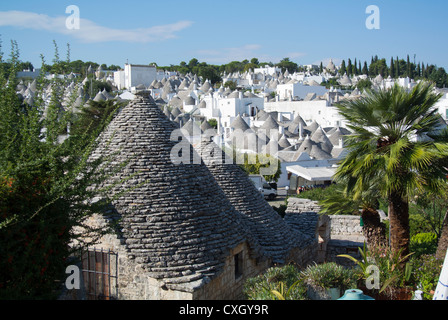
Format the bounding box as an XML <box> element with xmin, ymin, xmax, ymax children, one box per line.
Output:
<box><xmin>338</xmin><ymin>289</ymin><xmax>375</xmax><ymax>300</ymax></box>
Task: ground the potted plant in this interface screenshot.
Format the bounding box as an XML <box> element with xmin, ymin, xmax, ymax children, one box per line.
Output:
<box><xmin>338</xmin><ymin>244</ymin><xmax>414</xmax><ymax>300</ymax></box>
<box><xmin>301</xmin><ymin>262</ymin><xmax>357</xmax><ymax>300</ymax></box>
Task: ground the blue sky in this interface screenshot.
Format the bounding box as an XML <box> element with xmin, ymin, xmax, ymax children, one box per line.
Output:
<box><xmin>0</xmin><ymin>0</ymin><xmax>447</xmax><ymax>70</ymax></box>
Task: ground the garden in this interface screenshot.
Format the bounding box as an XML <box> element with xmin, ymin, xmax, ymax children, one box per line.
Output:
<box><xmin>252</xmin><ymin>82</ymin><xmax>448</xmax><ymax>300</ymax></box>
<box><xmin>243</xmin><ymin>246</ymin><xmax>443</xmax><ymax>300</ymax></box>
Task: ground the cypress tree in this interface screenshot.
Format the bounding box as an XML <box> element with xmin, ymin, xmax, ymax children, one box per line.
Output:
<box><xmin>362</xmin><ymin>61</ymin><xmax>369</xmax><ymax>76</ymax></box>
<box><xmin>339</xmin><ymin>60</ymin><xmax>346</xmax><ymax>75</ymax></box>
<box><xmin>390</xmin><ymin>57</ymin><xmax>395</xmax><ymax>78</ymax></box>
<box><xmin>407</xmin><ymin>55</ymin><xmax>411</xmax><ymax>78</ymax></box>
<box><xmin>347</xmin><ymin>58</ymin><xmax>353</xmax><ymax>77</ymax></box>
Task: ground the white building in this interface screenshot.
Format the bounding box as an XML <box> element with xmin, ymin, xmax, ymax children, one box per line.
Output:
<box><xmin>254</xmin><ymin>65</ymin><xmax>281</xmax><ymax>76</ymax></box>
<box><xmin>435</xmin><ymin>90</ymin><xmax>448</xmax><ymax>121</ymax></box>
<box><xmin>276</xmin><ymin>81</ymin><xmax>328</xmax><ymax>101</ymax></box>
<box><xmin>264</xmin><ymin>99</ymin><xmax>346</xmax><ymax>128</ymax></box>
<box><xmin>114</xmin><ymin>64</ymin><xmax>157</xmax><ymax>90</ymax></box>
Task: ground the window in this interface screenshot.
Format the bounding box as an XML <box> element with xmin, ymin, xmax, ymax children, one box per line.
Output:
<box><xmin>80</xmin><ymin>248</ymin><xmax>118</xmax><ymax>300</ymax></box>
<box><xmin>234</xmin><ymin>252</ymin><xmax>243</xmax><ymax>279</ymax></box>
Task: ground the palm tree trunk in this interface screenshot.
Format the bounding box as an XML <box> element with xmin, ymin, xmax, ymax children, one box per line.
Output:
<box><xmin>388</xmin><ymin>191</ymin><xmax>410</xmax><ymax>260</ymax></box>
<box><xmin>361</xmin><ymin>208</ymin><xmax>387</xmax><ymax>248</ymax></box>
<box><xmin>436</xmin><ymin>210</ymin><xmax>448</xmax><ymax>260</ymax></box>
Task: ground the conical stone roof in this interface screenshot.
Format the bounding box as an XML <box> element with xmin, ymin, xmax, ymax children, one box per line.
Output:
<box><xmin>181</xmin><ymin>118</ymin><xmax>201</xmax><ymax>137</ymax></box>
<box><xmin>230</xmin><ymin>114</ymin><xmax>250</xmax><ymax>131</ymax></box>
<box><xmin>196</xmin><ymin>138</ymin><xmax>313</xmax><ymax>264</ymax></box>
<box><xmin>88</xmin><ymin>91</ymin><xmax>265</xmax><ymax>288</ymax></box>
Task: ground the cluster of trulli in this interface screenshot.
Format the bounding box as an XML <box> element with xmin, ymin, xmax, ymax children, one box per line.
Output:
<box><xmin>16</xmin><ymin>71</ymin><xmax>118</xmax><ymax>113</ymax></box>
<box><xmin>16</xmin><ymin>78</ymin><xmax>38</xmax><ymax>106</ymax></box>
<box><xmin>83</xmin><ymin>91</ymin><xmax>316</xmax><ymax>299</ymax></box>
<box><xmin>227</xmin><ymin>110</ymin><xmax>351</xmax><ymax>161</ymax></box>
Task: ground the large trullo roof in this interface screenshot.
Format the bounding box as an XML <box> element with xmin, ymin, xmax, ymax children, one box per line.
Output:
<box><xmin>88</xmin><ymin>91</ymin><xmax>266</xmax><ymax>290</ymax></box>
<box><xmin>196</xmin><ymin>137</ymin><xmax>313</xmax><ymax>264</ymax></box>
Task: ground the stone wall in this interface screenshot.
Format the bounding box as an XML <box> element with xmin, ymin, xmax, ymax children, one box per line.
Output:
<box><xmin>326</xmin><ymin>216</ymin><xmax>365</xmax><ymax>267</ymax></box>
<box><xmin>71</xmin><ymin>214</ymin><xmax>272</xmax><ymax>300</ymax></box>
<box><xmin>192</xmin><ymin>242</ymin><xmax>271</xmax><ymax>300</ymax></box>
<box><xmin>329</xmin><ymin>215</ymin><xmax>363</xmax><ymax>237</ymax></box>
<box><xmin>284</xmin><ymin>197</ymin><xmax>366</xmax><ymax>267</ymax></box>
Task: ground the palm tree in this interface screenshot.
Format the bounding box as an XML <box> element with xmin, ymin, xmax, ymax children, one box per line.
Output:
<box><xmin>334</xmin><ymin>82</ymin><xmax>448</xmax><ymax>260</ymax></box>
<box><xmin>319</xmin><ymin>182</ymin><xmax>387</xmax><ymax>248</ymax></box>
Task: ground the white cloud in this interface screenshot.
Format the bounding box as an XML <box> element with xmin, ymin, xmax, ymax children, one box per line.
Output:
<box><xmin>0</xmin><ymin>10</ymin><xmax>193</xmax><ymax>43</ymax></box>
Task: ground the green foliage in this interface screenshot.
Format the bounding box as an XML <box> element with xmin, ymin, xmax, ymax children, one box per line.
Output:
<box><xmin>356</xmin><ymin>79</ymin><xmax>372</xmax><ymax>91</ymax></box>
<box><xmin>275</xmin><ymin>58</ymin><xmax>299</xmax><ymax>74</ymax></box>
<box><xmin>301</xmin><ymin>262</ymin><xmax>358</xmax><ymax>291</ymax></box>
<box><xmin>207</xmin><ymin>118</ymin><xmax>217</xmax><ymax>129</ymax></box>
<box><xmin>243</xmin><ymin>264</ymin><xmax>307</xmax><ymax>300</ymax></box>
<box><xmin>334</xmin><ymin>82</ymin><xmax>448</xmax><ymax>255</ymax></box>
<box><xmin>71</xmin><ymin>99</ymin><xmax>124</xmax><ymax>137</ymax></box>
<box><xmin>236</xmin><ymin>152</ymin><xmax>282</xmax><ymax>183</ymax></box>
<box><xmin>0</xmin><ymin>41</ymin><xmax>120</xmax><ymax>299</ymax></box>
<box><xmin>337</xmin><ymin>243</ymin><xmax>371</xmax><ymax>280</ymax></box>
<box><xmin>339</xmin><ymin>244</ymin><xmax>414</xmax><ymax>296</ymax></box>
<box><xmin>294</xmin><ymin>184</ymin><xmax>340</xmax><ymax>202</ymax></box>
<box><xmin>224</xmin><ymin>80</ymin><xmax>237</xmax><ymax>91</ymax></box>
<box><xmin>320</xmin><ymin>78</ymin><xmax>339</xmax><ymax>89</ymax></box>
<box><xmin>411</xmin><ymin>254</ymin><xmax>443</xmax><ymax>300</ymax></box>
<box><xmin>83</xmin><ymin>78</ymin><xmax>112</xmax><ymax>97</ymax></box>
<box><xmin>410</xmin><ymin>233</ymin><xmax>438</xmax><ymax>257</ymax></box>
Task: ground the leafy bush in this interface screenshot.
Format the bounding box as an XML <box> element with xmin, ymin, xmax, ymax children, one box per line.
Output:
<box><xmin>301</xmin><ymin>262</ymin><xmax>357</xmax><ymax>290</ymax></box>
<box><xmin>294</xmin><ymin>184</ymin><xmax>339</xmax><ymax>202</ymax></box>
<box><xmin>410</xmin><ymin>233</ymin><xmax>438</xmax><ymax>257</ymax></box>
<box><xmin>0</xmin><ymin>41</ymin><xmax>120</xmax><ymax>299</ymax></box>
<box><xmin>411</xmin><ymin>254</ymin><xmax>443</xmax><ymax>300</ymax></box>
<box><xmin>243</xmin><ymin>264</ymin><xmax>307</xmax><ymax>300</ymax></box>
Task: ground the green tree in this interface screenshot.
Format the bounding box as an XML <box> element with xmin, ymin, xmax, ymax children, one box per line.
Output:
<box><xmin>356</xmin><ymin>78</ymin><xmax>373</xmax><ymax>91</ymax></box>
<box><xmin>71</xmin><ymin>99</ymin><xmax>124</xmax><ymax>137</ymax></box>
<box><xmin>347</xmin><ymin>59</ymin><xmax>353</xmax><ymax>77</ymax></box>
<box><xmin>390</xmin><ymin>57</ymin><xmax>395</xmax><ymax>78</ymax></box>
<box><xmin>362</xmin><ymin>61</ymin><xmax>369</xmax><ymax>76</ymax></box>
<box><xmin>0</xmin><ymin>41</ymin><xmax>120</xmax><ymax>299</ymax></box>
<box><xmin>276</xmin><ymin>58</ymin><xmax>298</xmax><ymax>74</ymax></box>
<box><xmin>188</xmin><ymin>58</ymin><xmax>199</xmax><ymax>69</ymax></box>
<box><xmin>198</xmin><ymin>65</ymin><xmax>221</xmax><ymax>85</ymax></box>
<box><xmin>250</xmin><ymin>58</ymin><xmax>259</xmax><ymax>66</ymax></box>
<box><xmin>224</xmin><ymin>80</ymin><xmax>237</xmax><ymax>91</ymax></box>
<box><xmin>334</xmin><ymin>82</ymin><xmax>448</xmax><ymax>261</ymax></box>
<box><xmin>339</xmin><ymin>60</ymin><xmax>346</xmax><ymax>75</ymax></box>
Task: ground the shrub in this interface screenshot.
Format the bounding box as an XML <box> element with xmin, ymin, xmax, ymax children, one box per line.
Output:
<box><xmin>411</xmin><ymin>254</ymin><xmax>443</xmax><ymax>300</ymax></box>
<box><xmin>301</xmin><ymin>262</ymin><xmax>358</xmax><ymax>291</ymax></box>
<box><xmin>243</xmin><ymin>264</ymin><xmax>307</xmax><ymax>300</ymax></box>
<box><xmin>410</xmin><ymin>233</ymin><xmax>438</xmax><ymax>257</ymax></box>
